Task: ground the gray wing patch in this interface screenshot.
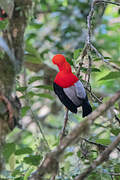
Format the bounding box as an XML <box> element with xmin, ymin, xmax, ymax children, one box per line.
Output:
<box><xmin>74</xmin><ymin>80</ymin><xmax>86</xmax><ymax>99</ymax></box>
<box><xmin>63</xmin><ymin>84</ymin><xmax>83</xmax><ymax>107</ymax></box>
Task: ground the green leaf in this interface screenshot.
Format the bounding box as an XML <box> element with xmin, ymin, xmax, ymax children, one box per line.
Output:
<box><xmin>15</xmin><ymin>178</ymin><xmax>24</xmax><ymax>180</ymax></box>
<box><xmin>17</xmin><ymin>87</ymin><xmax>27</xmax><ymax>92</ymax></box>
<box><xmin>3</xmin><ymin>143</ymin><xmax>16</xmax><ymax>161</ymax></box>
<box><xmin>37</xmin><ymin>93</ymin><xmax>54</xmax><ymax>100</ymax></box>
<box><xmin>73</xmin><ymin>49</ymin><xmax>81</xmax><ymax>59</ymax></box>
<box><xmin>95</xmin><ymin>138</ymin><xmax>111</xmax><ymax>145</ymax></box>
<box><xmin>64</xmin><ymin>152</ymin><xmax>74</xmax><ymax>159</ymax></box>
<box><xmin>80</xmin><ymin>67</ymin><xmax>87</xmax><ymax>72</ymax></box>
<box><xmin>91</xmin><ymin>68</ymin><xmax>101</xmax><ymax>72</ymax></box>
<box><xmin>93</xmin><ymin>57</ymin><xmax>102</xmax><ymax>61</ymax></box>
<box><xmin>111</xmin><ymin>128</ymin><xmax>120</xmax><ymax>136</ymax></box>
<box><xmin>114</xmin><ymin>163</ymin><xmax>120</xmax><ymax>173</ymax></box>
<box><xmin>24</xmin><ymin>168</ymin><xmax>34</xmax><ymax>180</ymax></box>
<box><xmin>99</xmin><ymin>72</ymin><xmax>120</xmax><ymax>81</ymax></box>
<box><xmin>26</xmin><ymin>33</ymin><xmax>37</xmax><ymax>41</ymax></box>
<box><xmin>12</xmin><ymin>166</ymin><xmax>22</xmax><ymax>177</ymax></box>
<box><xmin>25</xmin><ymin>54</ymin><xmax>42</xmax><ymax>64</ymax></box>
<box><xmin>25</xmin><ymin>43</ymin><xmax>39</xmax><ymax>56</ymax></box>
<box><xmin>27</xmin><ymin>91</ymin><xmax>54</xmax><ymax>100</ymax></box>
<box><xmin>23</xmin><ymin>155</ymin><xmax>42</xmax><ymax>166</ymax></box>
<box><xmin>25</xmin><ymin>43</ymin><xmax>42</xmax><ymax>64</ymax></box>
<box><xmin>80</xmin><ymin>67</ymin><xmax>101</xmax><ymax>73</ymax></box>
<box><xmin>9</xmin><ymin>153</ymin><xmax>16</xmax><ymax>171</ymax></box>
<box><xmin>104</xmin><ymin>56</ymin><xmax>111</xmax><ymax>60</ymax></box>
<box><xmin>28</xmin><ymin>76</ymin><xmax>43</xmax><ymax>84</ymax></box>
<box><xmin>15</xmin><ymin>147</ymin><xmax>33</xmax><ymax>155</ymax></box>
<box><xmin>21</xmin><ymin>106</ymin><xmax>30</xmax><ymax>117</ymax></box>
<box><xmin>40</xmin><ymin>49</ymin><xmax>49</xmax><ymax>56</ymax></box>
<box><xmin>27</xmin><ymin>91</ymin><xmax>35</xmax><ymax>98</ymax></box>
<box><xmin>34</xmin><ymin>85</ymin><xmax>53</xmax><ymax>90</ymax></box>
<box><xmin>77</xmin><ymin>151</ymin><xmax>81</xmax><ymax>158</ymax></box>
<box><xmin>0</xmin><ymin>19</ymin><xmax>8</xmax><ymax>30</ymax></box>
<box><xmin>29</xmin><ymin>22</ymin><xmax>43</xmax><ymax>29</ymax></box>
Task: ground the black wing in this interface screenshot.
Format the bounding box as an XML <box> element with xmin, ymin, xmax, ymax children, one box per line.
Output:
<box><xmin>53</xmin><ymin>82</ymin><xmax>77</xmax><ymax>113</ymax></box>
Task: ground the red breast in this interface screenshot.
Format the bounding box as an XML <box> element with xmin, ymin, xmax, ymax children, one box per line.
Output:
<box><xmin>52</xmin><ymin>54</ymin><xmax>78</xmax><ymax>88</ymax></box>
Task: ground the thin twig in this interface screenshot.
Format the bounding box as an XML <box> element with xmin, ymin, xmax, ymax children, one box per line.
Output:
<box><xmin>81</xmin><ymin>137</ymin><xmax>120</xmax><ymax>152</ymax></box>
<box><xmin>29</xmin><ymin>107</ymin><xmax>50</xmax><ymax>151</ymax></box>
<box><xmin>79</xmin><ymin>0</ymin><xmax>120</xmax><ymax>105</ymax></box>
<box><xmin>91</xmin><ymin>44</ymin><xmax>120</xmax><ymax>70</ymax></box>
<box><xmin>23</xmin><ymin>68</ymin><xmax>50</xmax><ymax>151</ymax></box>
<box><xmin>102</xmin><ymin>171</ymin><xmax>120</xmax><ymax>176</ymax></box>
<box><xmin>84</xmin><ymin>0</ymin><xmax>120</xmax><ymax>72</ymax></box>
<box><xmin>87</xmin><ymin>54</ymin><xmax>92</xmax><ymax>84</ymax></box>
<box><xmin>29</xmin><ymin>91</ymin><xmax>120</xmax><ymax>179</ymax></box>
<box><xmin>85</xmin><ymin>86</ymin><xmax>103</xmax><ymax>103</ymax></box>
<box><xmin>28</xmin><ymin>1</ymin><xmax>120</xmax><ymax>179</ymax></box>
<box><xmin>96</xmin><ymin>0</ymin><xmax>120</xmax><ymax>6</ymax></box>
<box><xmin>81</xmin><ymin>137</ymin><xmax>107</xmax><ymax>148</ymax></box>
<box><xmin>75</xmin><ymin>133</ymin><xmax>120</xmax><ymax>180</ymax></box>
<box><xmin>76</xmin><ymin>44</ymin><xmax>88</xmax><ymax>78</ymax></box>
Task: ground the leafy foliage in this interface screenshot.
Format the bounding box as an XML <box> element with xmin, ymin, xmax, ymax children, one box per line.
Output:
<box><xmin>1</xmin><ymin>0</ymin><xmax>120</xmax><ymax>180</ymax></box>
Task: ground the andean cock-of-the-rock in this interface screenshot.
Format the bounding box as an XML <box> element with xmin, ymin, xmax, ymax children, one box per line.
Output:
<box><xmin>52</xmin><ymin>54</ymin><xmax>92</xmax><ymax>117</ymax></box>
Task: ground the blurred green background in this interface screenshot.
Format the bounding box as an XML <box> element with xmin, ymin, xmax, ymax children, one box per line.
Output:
<box><xmin>1</xmin><ymin>0</ymin><xmax>120</xmax><ymax>179</ymax></box>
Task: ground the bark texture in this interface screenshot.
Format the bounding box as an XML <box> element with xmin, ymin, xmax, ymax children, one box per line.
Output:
<box><xmin>0</xmin><ymin>0</ymin><xmax>32</xmax><ymax>174</ymax></box>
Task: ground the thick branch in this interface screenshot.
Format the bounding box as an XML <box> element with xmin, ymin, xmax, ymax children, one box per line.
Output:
<box><xmin>29</xmin><ymin>91</ymin><xmax>120</xmax><ymax>179</ymax></box>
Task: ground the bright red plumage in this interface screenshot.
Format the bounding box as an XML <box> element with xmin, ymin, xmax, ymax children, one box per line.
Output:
<box><xmin>54</xmin><ymin>71</ymin><xmax>78</xmax><ymax>88</ymax></box>
<box><xmin>52</xmin><ymin>54</ymin><xmax>92</xmax><ymax>116</ymax></box>
<box><xmin>52</xmin><ymin>54</ymin><xmax>78</xmax><ymax>88</ymax></box>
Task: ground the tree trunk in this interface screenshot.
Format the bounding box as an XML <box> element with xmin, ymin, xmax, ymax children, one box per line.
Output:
<box><xmin>0</xmin><ymin>0</ymin><xmax>32</xmax><ymax>174</ymax></box>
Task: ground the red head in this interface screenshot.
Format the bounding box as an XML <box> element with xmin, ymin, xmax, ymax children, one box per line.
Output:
<box><xmin>52</xmin><ymin>54</ymin><xmax>78</xmax><ymax>88</ymax></box>
<box><xmin>52</xmin><ymin>54</ymin><xmax>71</xmax><ymax>72</ymax></box>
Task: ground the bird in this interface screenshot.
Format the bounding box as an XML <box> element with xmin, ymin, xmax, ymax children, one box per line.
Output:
<box><xmin>52</xmin><ymin>54</ymin><xmax>92</xmax><ymax>117</ymax></box>
<box><xmin>0</xmin><ymin>7</ymin><xmax>8</xmax><ymax>21</ymax></box>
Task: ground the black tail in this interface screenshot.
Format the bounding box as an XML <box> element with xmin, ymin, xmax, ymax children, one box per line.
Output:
<box><xmin>82</xmin><ymin>97</ymin><xmax>92</xmax><ymax>117</ymax></box>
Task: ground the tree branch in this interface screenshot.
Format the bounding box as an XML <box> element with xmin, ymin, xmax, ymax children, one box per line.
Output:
<box><xmin>29</xmin><ymin>91</ymin><xmax>120</xmax><ymax>179</ymax></box>
<box><xmin>75</xmin><ymin>133</ymin><xmax>120</xmax><ymax>180</ymax></box>
<box><xmin>0</xmin><ymin>0</ymin><xmax>33</xmax><ymax>173</ymax></box>
<box><xmin>77</xmin><ymin>0</ymin><xmax>120</xmax><ymax>105</ymax></box>
<box><xmin>96</xmin><ymin>0</ymin><xmax>120</xmax><ymax>6</ymax></box>
<box><xmin>91</xmin><ymin>44</ymin><xmax>120</xmax><ymax>71</ymax></box>
<box><xmin>87</xmin><ymin>1</ymin><xmax>120</xmax><ymax>70</ymax></box>
<box><xmin>80</xmin><ymin>136</ymin><xmax>120</xmax><ymax>152</ymax></box>
<box><xmin>77</xmin><ymin>0</ymin><xmax>120</xmax><ymax>79</ymax></box>
<box><xmin>29</xmin><ymin>1</ymin><xmax>120</xmax><ymax>179</ymax></box>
